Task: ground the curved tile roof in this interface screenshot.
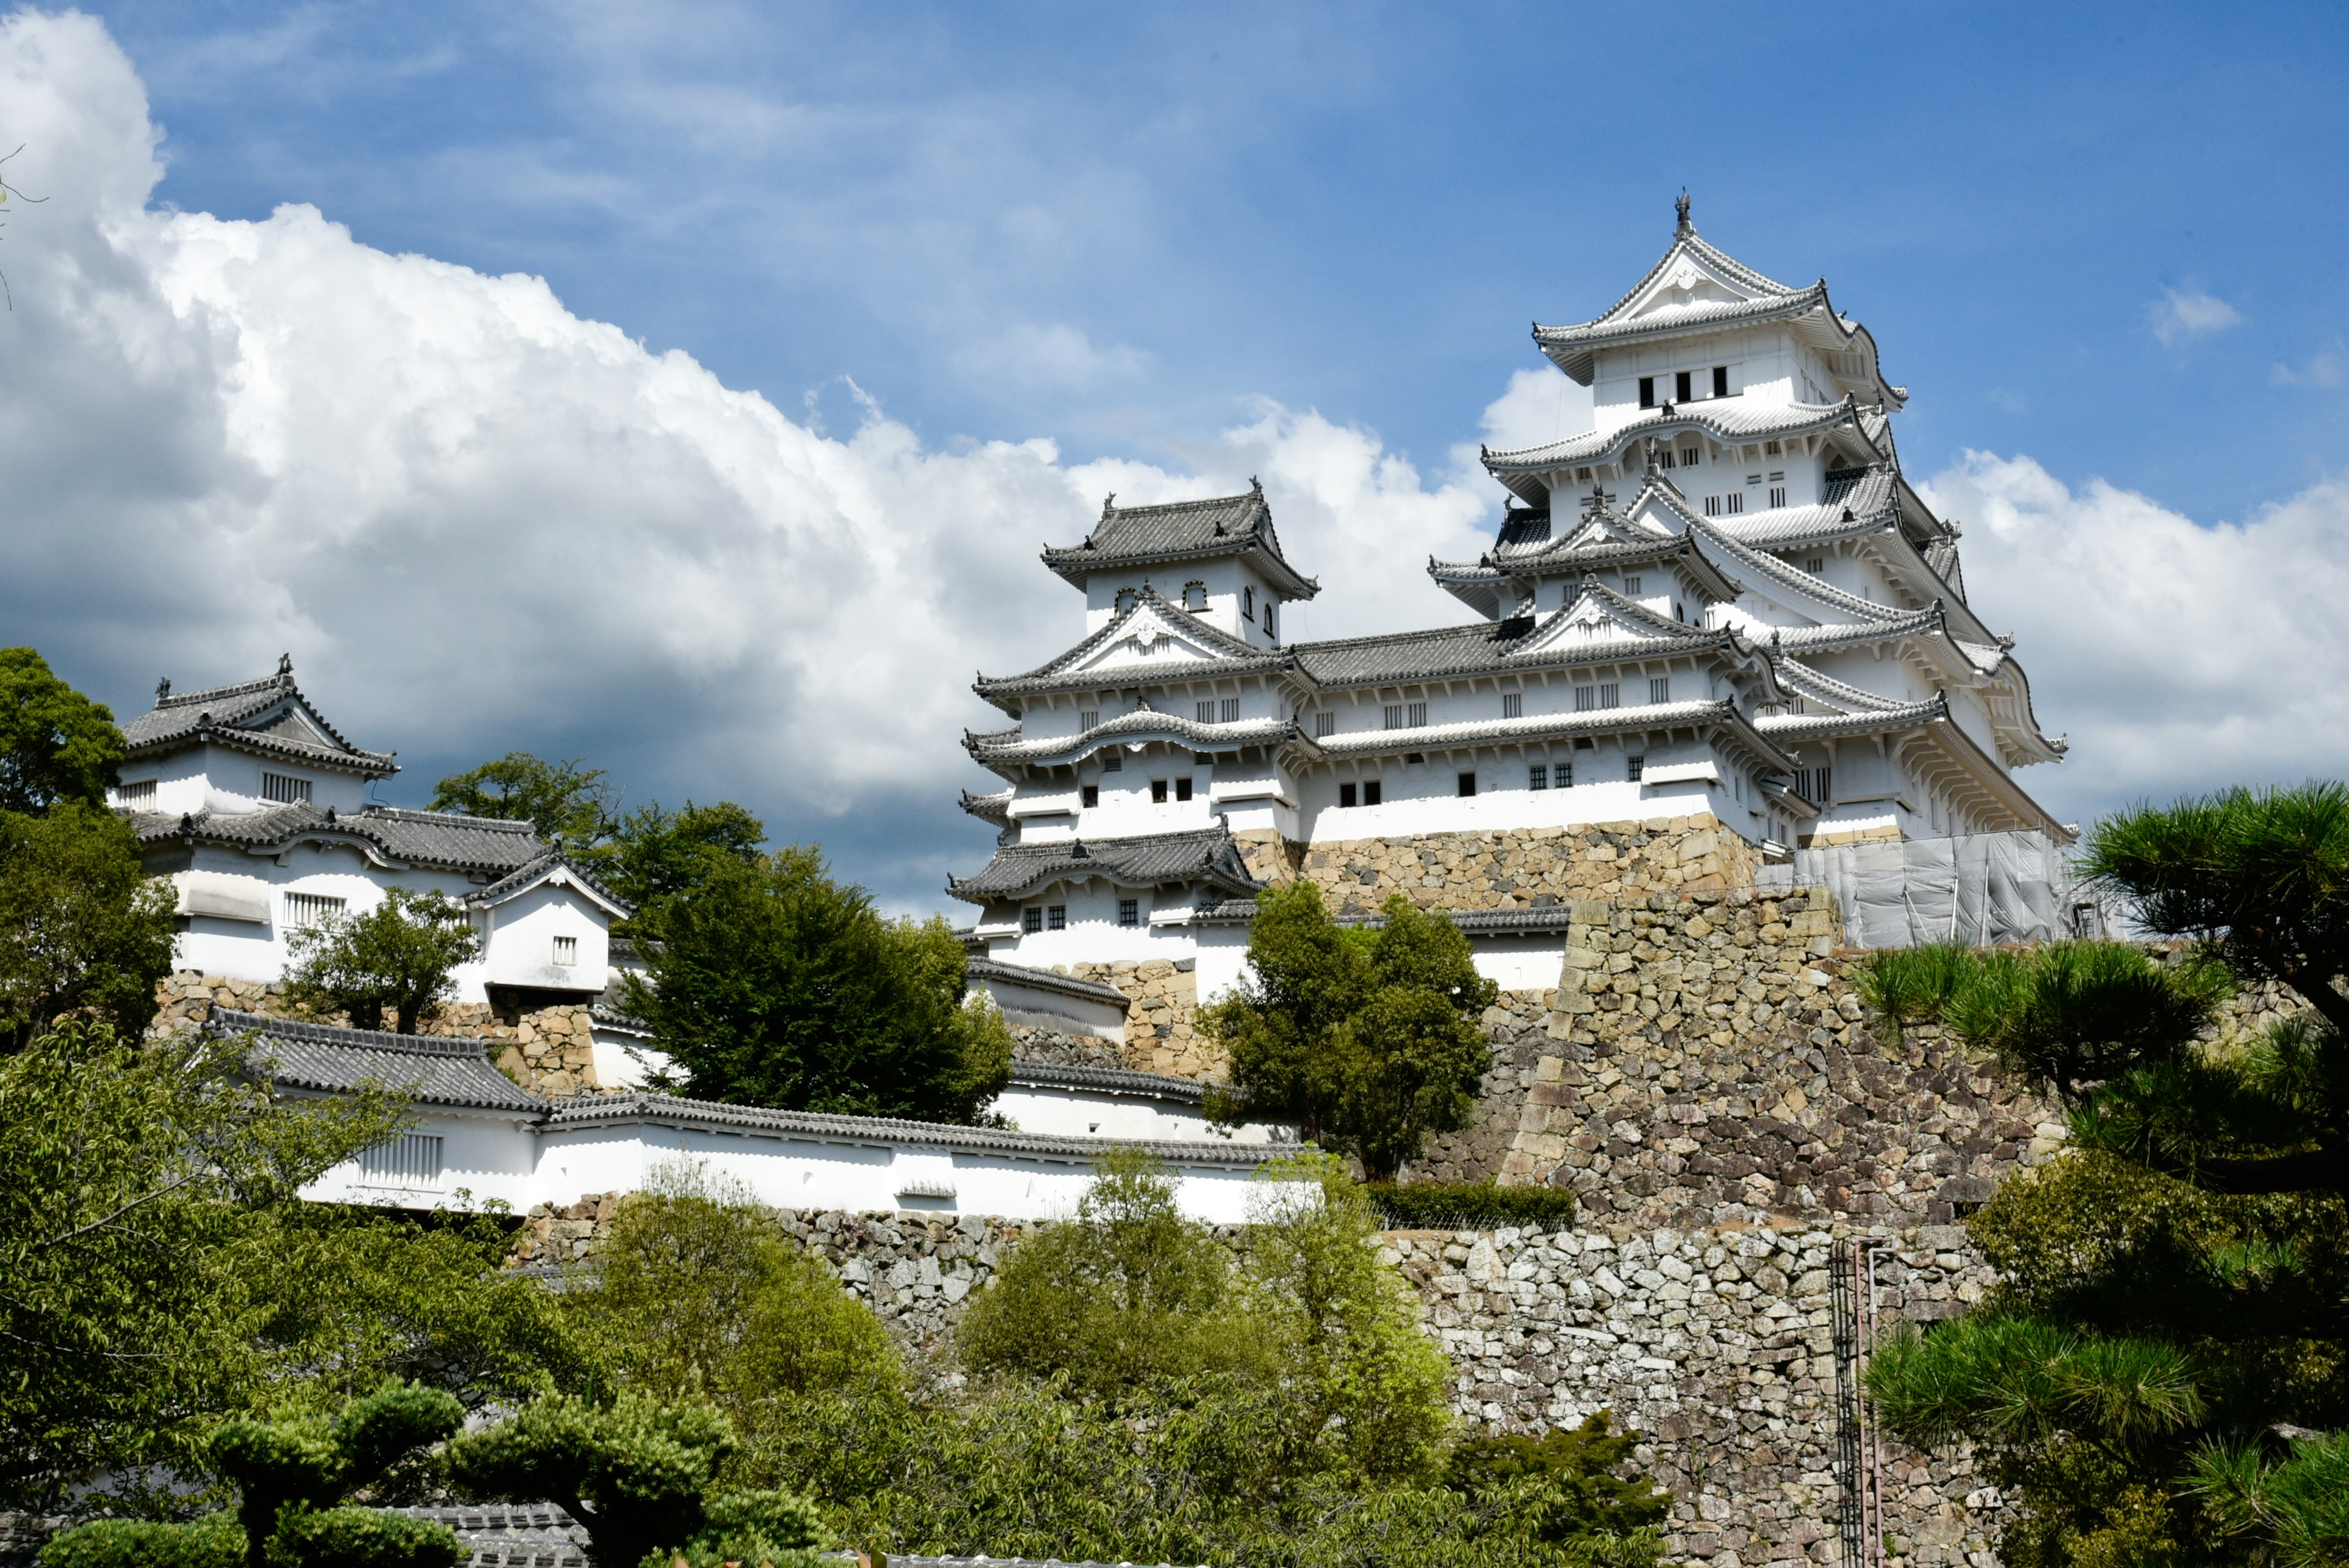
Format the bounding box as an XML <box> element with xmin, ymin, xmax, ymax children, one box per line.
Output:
<box><xmin>974</xmin><ymin>586</ymin><xmax>1290</xmax><ymax>709</ymax></box>
<box><xmin>967</xmin><ymin>956</ymin><xmax>1133</xmax><ymax>1006</ymax></box>
<box><xmin>1008</xmin><ymin>1061</ymin><xmax>1217</xmax><ymax>1105</ymax></box>
<box><xmin>948</xmin><ymin>826</ymin><xmax>1263</xmax><ymax>905</ymax></box>
<box><xmin>1042</xmin><ymin>485</ymin><xmax>1319</xmax><ymax>600</ymax></box>
<box><xmin>132</xmin><ymin>803</ymin><xmax>550</xmax><ymax>877</ymax></box>
<box><xmin>207</xmin><ymin>1008</ymin><xmax>546</xmax><ymax>1113</ymax></box>
<box><xmin>1481</xmin><ymin>395</ymin><xmax>1885</xmax><ymax>501</ymax></box>
<box><xmin>124</xmin><ymin>664</ymin><xmax>396</xmax><ymax>777</ymax></box>
<box><xmin>967</xmin><ymin>708</ymin><xmax>1294</xmax><ymax>768</ymax></box>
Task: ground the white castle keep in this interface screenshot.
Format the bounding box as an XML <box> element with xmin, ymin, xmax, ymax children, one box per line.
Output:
<box><xmin>952</xmin><ymin>197</ymin><xmax>2068</xmax><ymax>1009</ymax></box>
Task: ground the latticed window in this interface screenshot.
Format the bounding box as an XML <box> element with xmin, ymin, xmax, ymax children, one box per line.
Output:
<box><xmin>116</xmin><ymin>779</ymin><xmax>156</xmax><ymax>807</ymax></box>
<box><xmin>1383</xmin><ymin>704</ymin><xmax>1404</xmax><ymax>729</ymax></box>
<box><xmin>1574</xmin><ymin>685</ymin><xmax>1597</xmax><ymax>712</ymax></box>
<box><xmin>1079</xmin><ymin>708</ymin><xmax>1099</xmax><ymax>730</ymax></box>
<box><xmin>1598</xmin><ymin>683</ymin><xmax>1620</xmax><ymax>708</ymax></box>
<box><xmin>1406</xmin><ymin>701</ymin><xmax>1427</xmax><ymax>727</ymax></box>
<box><xmin>1047</xmin><ymin>905</ymin><xmax>1067</xmax><ymax>931</ymax></box>
<box><xmin>1315</xmin><ymin>712</ymin><xmax>1335</xmax><ymax>738</ymax></box>
<box><xmin>1502</xmin><ymin>693</ymin><xmax>1522</xmax><ymax>719</ymax></box>
<box><xmin>1197</xmin><ymin>700</ymin><xmax>1215</xmax><ymax>723</ymax></box>
<box><xmin>359</xmin><ymin>1134</ymin><xmax>442</xmax><ymax>1187</ymax></box>
<box><xmin>1795</xmin><ymin>766</ymin><xmax>1833</xmax><ymax>803</ymax></box>
<box><xmin>1219</xmin><ymin>698</ymin><xmax>1239</xmax><ymax>723</ymax></box>
<box><xmin>1528</xmin><ymin>764</ymin><xmax>1548</xmax><ymax>790</ymax></box>
<box><xmin>1023</xmin><ymin>907</ymin><xmax>1044</xmax><ymax>934</ymax></box>
<box><xmin>1119</xmin><ymin>899</ymin><xmax>1139</xmax><ymax>927</ymax></box>
<box><xmin>1650</xmin><ymin>677</ymin><xmax>1671</xmax><ymax>704</ymax></box>
<box><xmin>1624</xmin><ymin>576</ymin><xmax>1642</xmax><ymax>595</ymax></box>
<box><xmin>1628</xmin><ymin>755</ymin><xmax>1645</xmax><ymax>782</ymax></box>
<box><xmin>261</xmin><ymin>772</ymin><xmax>311</xmax><ymax>804</ymax></box>
<box><xmin>552</xmin><ymin>935</ymin><xmax>577</xmax><ymax>965</ymax></box>
<box><xmin>283</xmin><ymin>891</ymin><xmax>346</xmax><ymax>929</ymax></box>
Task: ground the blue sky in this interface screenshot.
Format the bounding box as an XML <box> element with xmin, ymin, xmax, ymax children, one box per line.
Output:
<box><xmin>9</xmin><ymin>2</ymin><xmax>2349</xmax><ymax>912</ymax></box>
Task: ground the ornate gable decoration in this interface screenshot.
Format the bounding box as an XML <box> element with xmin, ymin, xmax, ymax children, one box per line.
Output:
<box><xmin>1507</xmin><ymin>580</ymin><xmax>1694</xmax><ymax>660</ymax></box>
<box><xmin>1069</xmin><ymin>592</ymin><xmax>1248</xmax><ymax>677</ymax></box>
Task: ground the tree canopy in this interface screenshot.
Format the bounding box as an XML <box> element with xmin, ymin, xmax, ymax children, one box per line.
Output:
<box><xmin>1857</xmin><ymin>783</ymin><xmax>2349</xmax><ymax>1568</ymax></box>
<box><xmin>0</xmin><ymin>803</ymin><xmax>176</xmax><ymax>1051</ymax></box>
<box><xmin>620</xmin><ymin>845</ymin><xmax>1010</xmax><ymax>1121</ymax></box>
<box><xmin>1201</xmin><ymin>885</ymin><xmax>1497</xmax><ymax>1178</ymax></box>
<box><xmin>0</xmin><ymin>647</ymin><xmax>122</xmax><ymax>814</ymax></box>
<box><xmin>429</xmin><ymin>753</ymin><xmax>617</xmax><ymax>858</ymax></box>
<box><xmin>600</xmin><ymin>800</ymin><xmax>766</xmax><ymax>912</ymax></box>
<box><xmin>282</xmin><ymin>888</ymin><xmax>484</xmax><ymax>1035</ymax></box>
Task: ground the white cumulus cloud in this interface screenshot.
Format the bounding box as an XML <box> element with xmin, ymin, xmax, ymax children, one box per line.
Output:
<box><xmin>0</xmin><ymin>9</ymin><xmax>1495</xmax><ymax>907</ymax></box>
<box><xmin>1920</xmin><ymin>453</ymin><xmax>2349</xmax><ymax>823</ymax></box>
<box><xmin>2148</xmin><ymin>284</ymin><xmax>2243</xmax><ymax>346</ymax></box>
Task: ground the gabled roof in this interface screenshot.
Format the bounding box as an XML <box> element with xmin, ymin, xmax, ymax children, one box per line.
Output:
<box><xmin>975</xmin><ymin>585</ymin><xmax>1290</xmax><ymax>712</ymax></box>
<box><xmin>123</xmin><ymin>659</ymin><xmax>397</xmax><ymax>779</ymax></box>
<box><xmin>1041</xmin><ymin>483</ymin><xmax>1320</xmax><ymax>600</ymax></box>
<box><xmin>467</xmin><ymin>852</ymin><xmax>633</xmax><ymax>918</ymax></box>
<box><xmin>966</xmin><ymin>708</ymin><xmax>1295</xmax><ymax>770</ymax></box>
<box><xmin>1428</xmin><ymin>519</ymin><xmax>1747</xmax><ymax>617</ymax></box>
<box><xmin>947</xmin><ymin>826</ymin><xmax>1263</xmax><ymax>905</ymax></box>
<box><xmin>1006</xmin><ymin>1061</ymin><xmax>1220</xmax><ymax>1109</ymax></box>
<box><xmin>1482</xmin><ymin>395</ymin><xmax>1885</xmax><ymax>503</ymax></box>
<box><xmin>1291</xmin><ymin>600</ymin><xmax>1731</xmax><ymax>688</ymax></box>
<box><xmin>207</xmin><ymin>1008</ymin><xmax>545</xmax><ymax>1113</ymax></box>
<box><xmin>130</xmin><ymin>802</ymin><xmax>551</xmax><ymax>878</ymax></box>
<box><xmin>1529</xmin><ymin>199</ymin><xmax>1903</xmax><ymax>408</ymax></box>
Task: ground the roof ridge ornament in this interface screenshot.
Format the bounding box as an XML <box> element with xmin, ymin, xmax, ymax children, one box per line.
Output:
<box><xmin>276</xmin><ymin>652</ymin><xmax>292</xmax><ymax>679</ymax></box>
<box><xmin>1674</xmin><ymin>188</ymin><xmax>1693</xmax><ymax>239</ymax></box>
<box><xmin>155</xmin><ymin>676</ymin><xmax>170</xmax><ymax>701</ymax></box>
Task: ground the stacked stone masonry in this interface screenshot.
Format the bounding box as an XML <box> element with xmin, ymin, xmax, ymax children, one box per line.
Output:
<box><xmin>150</xmin><ymin>972</ymin><xmax>612</xmax><ymax>1099</ymax></box>
<box><xmin>1293</xmin><ymin>818</ymin><xmax>1759</xmax><ymax>915</ymax></box>
<box><xmin>512</xmin><ymin>1198</ymin><xmax>2000</xmax><ymax>1568</ymax></box>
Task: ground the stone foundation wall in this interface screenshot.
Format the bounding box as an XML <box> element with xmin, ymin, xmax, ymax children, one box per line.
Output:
<box><xmin>1058</xmin><ymin>958</ymin><xmax>1219</xmax><ymax>1079</ymax></box>
<box><xmin>510</xmin><ymin>1195</ymin><xmax>2000</xmax><ymax>1568</ymax></box>
<box><xmin>150</xmin><ymin>972</ymin><xmax>609</xmax><ymax>1099</ymax></box>
<box><xmin>1293</xmin><ymin>817</ymin><xmax>1759</xmax><ymax>916</ymax></box>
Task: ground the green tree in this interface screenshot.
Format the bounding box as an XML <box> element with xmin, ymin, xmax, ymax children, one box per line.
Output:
<box><xmin>1856</xmin><ymin>783</ymin><xmax>2349</xmax><ymax>1568</ymax></box>
<box><xmin>0</xmin><ymin>648</ymin><xmax>122</xmax><ymax>814</ymax></box>
<box><xmin>283</xmin><ymin>890</ymin><xmax>484</xmax><ymax>1035</ymax></box>
<box><xmin>956</xmin><ymin>1148</ymin><xmax>1263</xmax><ymax>1403</ymax></box>
<box><xmin>1445</xmin><ymin>1412</ymin><xmax>1673</xmax><ymax>1545</ymax></box>
<box><xmin>0</xmin><ymin>803</ymin><xmax>177</xmax><ymax>1051</ymax></box>
<box><xmin>0</xmin><ymin>1022</ymin><xmax>404</xmax><ymax>1509</ymax></box>
<box><xmin>430</xmin><ymin>754</ymin><xmax>616</xmax><ymax>857</ymax></box>
<box><xmin>621</xmin><ymin>847</ymin><xmax>1010</xmax><ymax>1121</ymax></box>
<box><xmin>1203</xmin><ymin>885</ymin><xmax>1497</xmax><ymax>1178</ymax></box>
<box><xmin>603</xmin><ymin>801</ymin><xmax>766</xmax><ymax>913</ymax></box>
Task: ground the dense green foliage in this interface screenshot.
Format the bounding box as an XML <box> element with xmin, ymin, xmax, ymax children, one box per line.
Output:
<box><xmin>0</xmin><ymin>1020</ymin><xmax>588</xmax><ymax>1509</ymax></box>
<box><xmin>0</xmin><ymin>803</ymin><xmax>177</xmax><ymax>1050</ymax></box>
<box><xmin>38</xmin><ymin>1510</ymin><xmax>244</xmax><ymax>1568</ymax></box>
<box><xmin>281</xmin><ymin>890</ymin><xmax>484</xmax><ymax>1034</ymax></box>
<box><xmin>1858</xmin><ymin>784</ymin><xmax>2349</xmax><ymax>1568</ymax></box>
<box><xmin>0</xmin><ymin>647</ymin><xmax>123</xmax><ymax>814</ymax></box>
<box><xmin>599</xmin><ymin>800</ymin><xmax>767</xmax><ymax>913</ymax></box>
<box><xmin>1203</xmin><ymin>886</ymin><xmax>1499</xmax><ymax>1178</ymax></box>
<box><xmin>620</xmin><ymin>845</ymin><xmax>1010</xmax><ymax>1121</ymax></box>
<box><xmin>1363</xmin><ymin>1181</ymin><xmax>1579</xmax><ymax>1232</ymax></box>
<box><xmin>429</xmin><ymin>754</ymin><xmax>617</xmax><ymax>858</ymax></box>
<box><xmin>1445</xmin><ymin>1414</ymin><xmax>1673</xmax><ymax>1543</ymax></box>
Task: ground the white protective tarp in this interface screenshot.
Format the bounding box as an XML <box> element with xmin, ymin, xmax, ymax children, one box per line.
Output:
<box><xmin>1756</xmin><ymin>830</ymin><xmax>2076</xmax><ymax>949</ymax></box>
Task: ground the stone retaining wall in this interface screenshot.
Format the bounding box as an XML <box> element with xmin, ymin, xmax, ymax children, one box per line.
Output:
<box><xmin>150</xmin><ymin>972</ymin><xmax>609</xmax><ymax>1099</ymax></box>
<box><xmin>1058</xmin><ymin>958</ymin><xmax>1219</xmax><ymax>1079</ymax></box>
<box><xmin>1293</xmin><ymin>817</ymin><xmax>1758</xmax><ymax>915</ymax></box>
<box><xmin>509</xmin><ymin>1196</ymin><xmax>1997</xmax><ymax>1568</ymax></box>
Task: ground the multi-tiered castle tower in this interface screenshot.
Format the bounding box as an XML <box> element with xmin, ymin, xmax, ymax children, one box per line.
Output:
<box><xmin>952</xmin><ymin>198</ymin><xmax>2066</xmax><ymax>1028</ymax></box>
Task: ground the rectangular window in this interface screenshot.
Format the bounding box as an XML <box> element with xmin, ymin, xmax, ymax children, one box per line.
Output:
<box><xmin>1315</xmin><ymin>711</ymin><xmax>1335</xmax><ymax>738</ymax></box>
<box><xmin>1796</xmin><ymin>766</ymin><xmax>1833</xmax><ymax>803</ymax></box>
<box><xmin>261</xmin><ymin>772</ymin><xmax>311</xmax><ymax>804</ymax></box>
<box><xmin>1383</xmin><ymin>704</ymin><xmax>1404</xmax><ymax>729</ymax></box>
<box><xmin>1197</xmin><ymin>700</ymin><xmax>1215</xmax><ymax>723</ymax></box>
<box><xmin>1219</xmin><ymin>698</ymin><xmax>1240</xmax><ymax>723</ymax></box>
<box><xmin>1118</xmin><ymin>899</ymin><xmax>1139</xmax><ymax>927</ymax></box>
<box><xmin>1339</xmin><ymin>782</ymin><xmax>1358</xmax><ymax>808</ymax></box>
<box><xmin>1726</xmin><ymin>493</ymin><xmax>1744</xmax><ymax>515</ymax></box>
<box><xmin>552</xmin><ymin>935</ymin><xmax>577</xmax><ymax>966</ymax></box>
<box><xmin>1680</xmin><ymin>446</ymin><xmax>1701</xmax><ymax>467</ymax></box>
<box><xmin>283</xmin><ymin>891</ymin><xmax>346</xmax><ymax>929</ymax></box>
<box><xmin>1650</xmin><ymin>676</ymin><xmax>1671</xmax><ymax>704</ymax></box>
<box><xmin>1103</xmin><ymin>752</ymin><xmax>1121</xmax><ymax>772</ymax></box>
<box><xmin>1406</xmin><ymin>700</ymin><xmax>1427</xmax><ymax>727</ymax></box>
<box><xmin>1151</xmin><ymin>778</ymin><xmax>1169</xmax><ymax>804</ymax></box>
<box><xmin>1764</xmin><ymin>440</ymin><xmax>1782</xmax><ymax>456</ymax></box>
<box><xmin>1623</xmin><ymin>575</ymin><xmax>1642</xmax><ymax>595</ymax></box>
<box><xmin>1024</xmin><ymin>907</ymin><xmax>1044</xmax><ymax>934</ymax></box>
<box><xmin>1703</xmin><ymin>495</ymin><xmax>1723</xmax><ymax>517</ymax></box>
<box><xmin>1175</xmin><ymin>777</ymin><xmax>1193</xmax><ymax>802</ymax></box>
<box><xmin>1574</xmin><ymin>685</ymin><xmax>1597</xmax><ymax>712</ymax></box>
<box><xmin>358</xmin><ymin>1133</ymin><xmax>443</xmax><ymax>1187</ymax></box>
<box><xmin>1628</xmin><ymin>755</ymin><xmax>1646</xmax><ymax>782</ymax></box>
<box><xmin>1243</xmin><ymin>586</ymin><xmax>1255</xmax><ymax>622</ymax></box>
<box><xmin>1769</xmin><ymin>486</ymin><xmax>1787</xmax><ymax>508</ymax></box>
<box><xmin>1082</xmin><ymin>784</ymin><xmax>1099</xmax><ymax>808</ymax></box>
<box><xmin>1712</xmin><ymin>365</ymin><xmax>1729</xmax><ymax>398</ymax></box>
<box><xmin>1598</xmin><ymin>682</ymin><xmax>1620</xmax><ymax>708</ymax></box>
<box><xmin>1047</xmin><ymin>905</ymin><xmax>1067</xmax><ymax>931</ymax></box>
<box><xmin>1558</xmin><ymin>758</ymin><xmax>1574</xmax><ymax>787</ymax></box>
<box><xmin>1362</xmin><ymin>780</ymin><xmax>1382</xmax><ymax>806</ymax></box>
<box><xmin>1457</xmin><ymin>771</ymin><xmax>1477</xmax><ymax>797</ymax></box>
<box><xmin>1502</xmin><ymin>693</ymin><xmax>1522</xmax><ymax>719</ymax></box>
<box><xmin>1529</xmin><ymin>763</ymin><xmax>1548</xmax><ymax>790</ymax></box>
<box><xmin>1805</xmin><ymin>557</ymin><xmax>1825</xmax><ymax>574</ymax></box>
<box><xmin>1638</xmin><ymin>376</ymin><xmax>1655</xmax><ymax>408</ymax></box>
<box><xmin>116</xmin><ymin>779</ymin><xmax>156</xmax><ymax>808</ymax></box>
<box><xmin>1079</xmin><ymin>709</ymin><xmax>1098</xmax><ymax>730</ymax></box>
<box><xmin>1674</xmin><ymin>370</ymin><xmax>1692</xmax><ymax>403</ymax></box>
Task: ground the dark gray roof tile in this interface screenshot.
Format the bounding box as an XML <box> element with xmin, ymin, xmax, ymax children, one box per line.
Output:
<box><xmin>948</xmin><ymin>827</ymin><xmax>1263</xmax><ymax>905</ymax></box>
<box><xmin>124</xmin><ymin>666</ymin><xmax>396</xmax><ymax>776</ymax></box>
<box><xmin>208</xmin><ymin>1008</ymin><xmax>545</xmax><ymax>1113</ymax></box>
<box><xmin>1042</xmin><ymin>486</ymin><xmax>1319</xmax><ymax>599</ymax></box>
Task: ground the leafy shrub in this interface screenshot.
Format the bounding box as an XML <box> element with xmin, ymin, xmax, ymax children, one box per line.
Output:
<box><xmin>651</xmin><ymin>1491</ymin><xmax>831</xmax><ymax>1568</ymax></box>
<box><xmin>265</xmin><ymin>1509</ymin><xmax>459</xmax><ymax>1568</ymax></box>
<box><xmin>1444</xmin><ymin>1412</ymin><xmax>1672</xmax><ymax>1543</ymax></box>
<box><xmin>1364</xmin><ymin>1181</ymin><xmax>1578</xmax><ymax>1233</ymax></box>
<box><xmin>40</xmin><ymin>1513</ymin><xmax>243</xmax><ymax>1568</ymax></box>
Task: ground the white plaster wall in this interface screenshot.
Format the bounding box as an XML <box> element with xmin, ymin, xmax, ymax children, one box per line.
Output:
<box><xmin>1081</xmin><ymin>557</ymin><xmax>1287</xmax><ymax>647</ymax></box>
<box><xmin>592</xmin><ymin>1034</ymin><xmax>674</xmax><ymax>1091</ymax></box>
<box><xmin>302</xmin><ymin>1108</ymin><xmax>541</xmax><ymax>1211</ymax></box>
<box><xmin>480</xmin><ymin>882</ymin><xmax>609</xmax><ymax>992</ymax></box>
<box><xmin>993</xmin><ymin>1083</ymin><xmax>1284</xmax><ymax>1144</ymax></box>
<box><xmin>1473</xmin><ymin>935</ymin><xmax>1569</xmax><ymax>991</ymax></box>
<box><xmin>116</xmin><ymin>743</ymin><xmax>373</xmax><ymax>818</ymax></box>
<box><xmin>1297</xmin><ymin>763</ymin><xmax>1726</xmax><ymax>844</ymax></box>
<box><xmin>1193</xmin><ymin>923</ymin><xmax>1254</xmax><ymax>1007</ymax></box>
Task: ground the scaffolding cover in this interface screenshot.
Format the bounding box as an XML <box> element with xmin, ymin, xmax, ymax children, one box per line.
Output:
<box><xmin>1758</xmin><ymin>830</ymin><xmax>2074</xmax><ymax>949</ymax></box>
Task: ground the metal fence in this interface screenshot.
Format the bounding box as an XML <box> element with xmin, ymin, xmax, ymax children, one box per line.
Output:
<box><xmin>1758</xmin><ymin>830</ymin><xmax>2090</xmax><ymax>949</ymax></box>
